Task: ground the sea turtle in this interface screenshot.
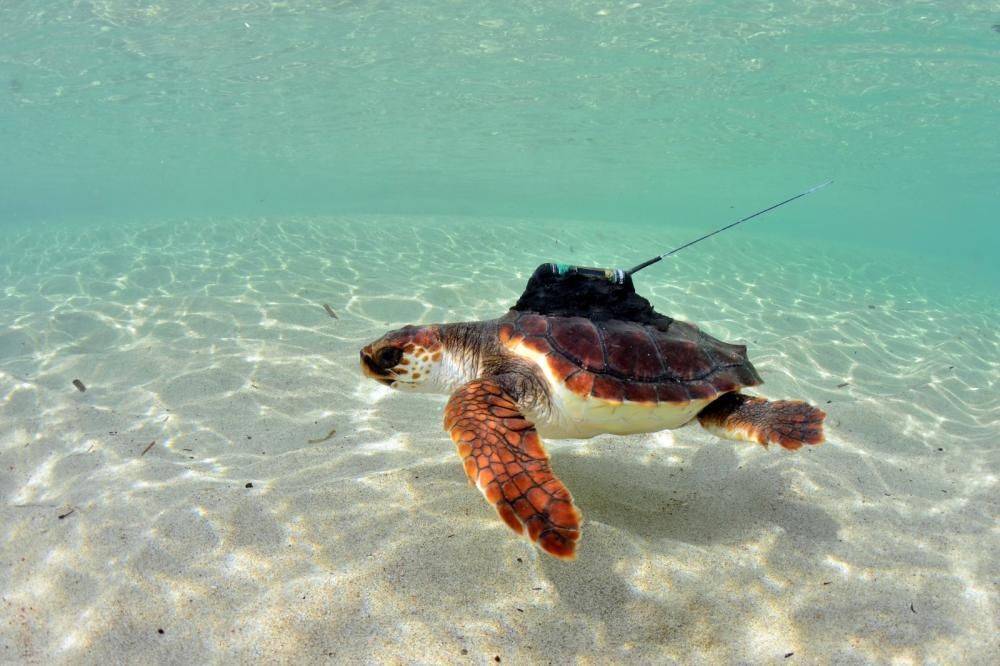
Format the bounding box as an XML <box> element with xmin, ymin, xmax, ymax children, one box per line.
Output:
<box><xmin>359</xmin><ymin>263</ymin><xmax>825</xmax><ymax>559</ymax></box>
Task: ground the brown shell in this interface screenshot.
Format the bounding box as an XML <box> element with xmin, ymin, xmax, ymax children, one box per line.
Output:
<box><xmin>498</xmin><ymin>311</ymin><xmax>762</xmax><ymax>404</ymax></box>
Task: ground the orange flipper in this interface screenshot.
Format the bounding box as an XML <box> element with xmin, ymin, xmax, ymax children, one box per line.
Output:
<box><xmin>697</xmin><ymin>392</ymin><xmax>825</xmax><ymax>450</ymax></box>
<box><xmin>444</xmin><ymin>380</ymin><xmax>581</xmax><ymax>559</ymax></box>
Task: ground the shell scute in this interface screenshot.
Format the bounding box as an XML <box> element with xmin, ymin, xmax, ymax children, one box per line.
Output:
<box><xmin>657</xmin><ymin>383</ymin><xmax>690</xmax><ymax>403</ymax></box>
<box><xmin>655</xmin><ymin>338</ymin><xmax>715</xmax><ymax>382</ymax></box>
<box><xmin>544</xmin><ymin>351</ymin><xmax>582</xmax><ymax>382</ymax></box>
<box><xmin>685</xmin><ymin>381</ymin><xmax>718</xmax><ymax>401</ymax></box>
<box><xmin>602</xmin><ymin>320</ymin><xmax>663</xmax><ymax>380</ymax></box>
<box><xmin>517</xmin><ymin>314</ymin><xmax>549</xmax><ymax>336</ymax></box>
<box><xmin>711</xmin><ymin>375</ymin><xmax>741</xmax><ymax>394</ymax></box>
<box><xmin>564</xmin><ymin>370</ymin><xmax>594</xmax><ymax>395</ymax></box>
<box><xmin>711</xmin><ymin>340</ymin><xmax>750</xmax><ymax>366</ymax></box>
<box><xmin>549</xmin><ymin>317</ymin><xmax>605</xmax><ymax>371</ymax></box>
<box><xmin>498</xmin><ymin>322</ymin><xmax>515</xmax><ymax>345</ymax></box>
<box><xmin>591</xmin><ymin>375</ymin><xmax>625</xmax><ymax>402</ymax></box>
<box><xmin>624</xmin><ymin>382</ymin><xmax>658</xmax><ymax>404</ymax></box>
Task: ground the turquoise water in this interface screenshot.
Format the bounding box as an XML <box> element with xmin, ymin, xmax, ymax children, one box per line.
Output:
<box><xmin>2</xmin><ymin>2</ymin><xmax>999</xmax><ymax>273</ymax></box>
<box><xmin>1</xmin><ymin>2</ymin><xmax>999</xmax><ymax>664</ymax></box>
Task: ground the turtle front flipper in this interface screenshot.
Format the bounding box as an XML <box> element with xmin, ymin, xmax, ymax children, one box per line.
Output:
<box><xmin>444</xmin><ymin>380</ymin><xmax>582</xmax><ymax>559</ymax></box>
<box><xmin>697</xmin><ymin>392</ymin><xmax>825</xmax><ymax>450</ymax></box>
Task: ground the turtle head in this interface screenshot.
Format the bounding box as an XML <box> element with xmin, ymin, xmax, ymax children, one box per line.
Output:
<box><xmin>360</xmin><ymin>324</ymin><xmax>454</xmax><ymax>393</ymax></box>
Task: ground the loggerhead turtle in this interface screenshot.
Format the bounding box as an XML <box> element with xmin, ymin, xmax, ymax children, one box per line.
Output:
<box><xmin>359</xmin><ymin>263</ymin><xmax>825</xmax><ymax>559</ymax></box>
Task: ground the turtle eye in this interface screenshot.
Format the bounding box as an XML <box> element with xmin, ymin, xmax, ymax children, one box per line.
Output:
<box><xmin>374</xmin><ymin>346</ymin><xmax>403</xmax><ymax>370</ymax></box>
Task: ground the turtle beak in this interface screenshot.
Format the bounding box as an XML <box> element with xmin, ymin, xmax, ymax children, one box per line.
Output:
<box><xmin>360</xmin><ymin>347</ymin><xmax>395</xmax><ymax>386</ymax></box>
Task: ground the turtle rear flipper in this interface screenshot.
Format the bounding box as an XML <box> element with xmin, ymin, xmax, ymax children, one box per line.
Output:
<box><xmin>697</xmin><ymin>392</ymin><xmax>825</xmax><ymax>450</ymax></box>
<box><xmin>444</xmin><ymin>379</ymin><xmax>582</xmax><ymax>559</ymax></box>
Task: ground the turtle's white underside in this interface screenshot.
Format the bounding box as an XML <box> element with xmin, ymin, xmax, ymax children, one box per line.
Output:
<box><xmin>511</xmin><ymin>341</ymin><xmax>714</xmax><ymax>440</ymax></box>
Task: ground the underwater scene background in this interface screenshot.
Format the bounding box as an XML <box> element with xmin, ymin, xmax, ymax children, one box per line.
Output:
<box><xmin>1</xmin><ymin>2</ymin><xmax>997</xmax><ymax>664</ymax></box>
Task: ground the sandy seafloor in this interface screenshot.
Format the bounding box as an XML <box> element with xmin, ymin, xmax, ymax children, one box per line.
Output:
<box><xmin>0</xmin><ymin>216</ymin><xmax>997</xmax><ymax>665</ymax></box>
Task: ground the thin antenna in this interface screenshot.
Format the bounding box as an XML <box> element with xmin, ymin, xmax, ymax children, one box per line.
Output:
<box><xmin>627</xmin><ymin>180</ymin><xmax>833</xmax><ymax>275</ymax></box>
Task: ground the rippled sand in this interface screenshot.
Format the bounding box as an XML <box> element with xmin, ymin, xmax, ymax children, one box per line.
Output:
<box><xmin>0</xmin><ymin>217</ymin><xmax>996</xmax><ymax>664</ymax></box>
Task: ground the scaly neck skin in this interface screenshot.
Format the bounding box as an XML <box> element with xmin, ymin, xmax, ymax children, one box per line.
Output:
<box><xmin>435</xmin><ymin>320</ymin><xmax>500</xmax><ymax>394</ymax></box>
<box><xmin>436</xmin><ymin>319</ymin><xmax>548</xmax><ymax>417</ymax></box>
